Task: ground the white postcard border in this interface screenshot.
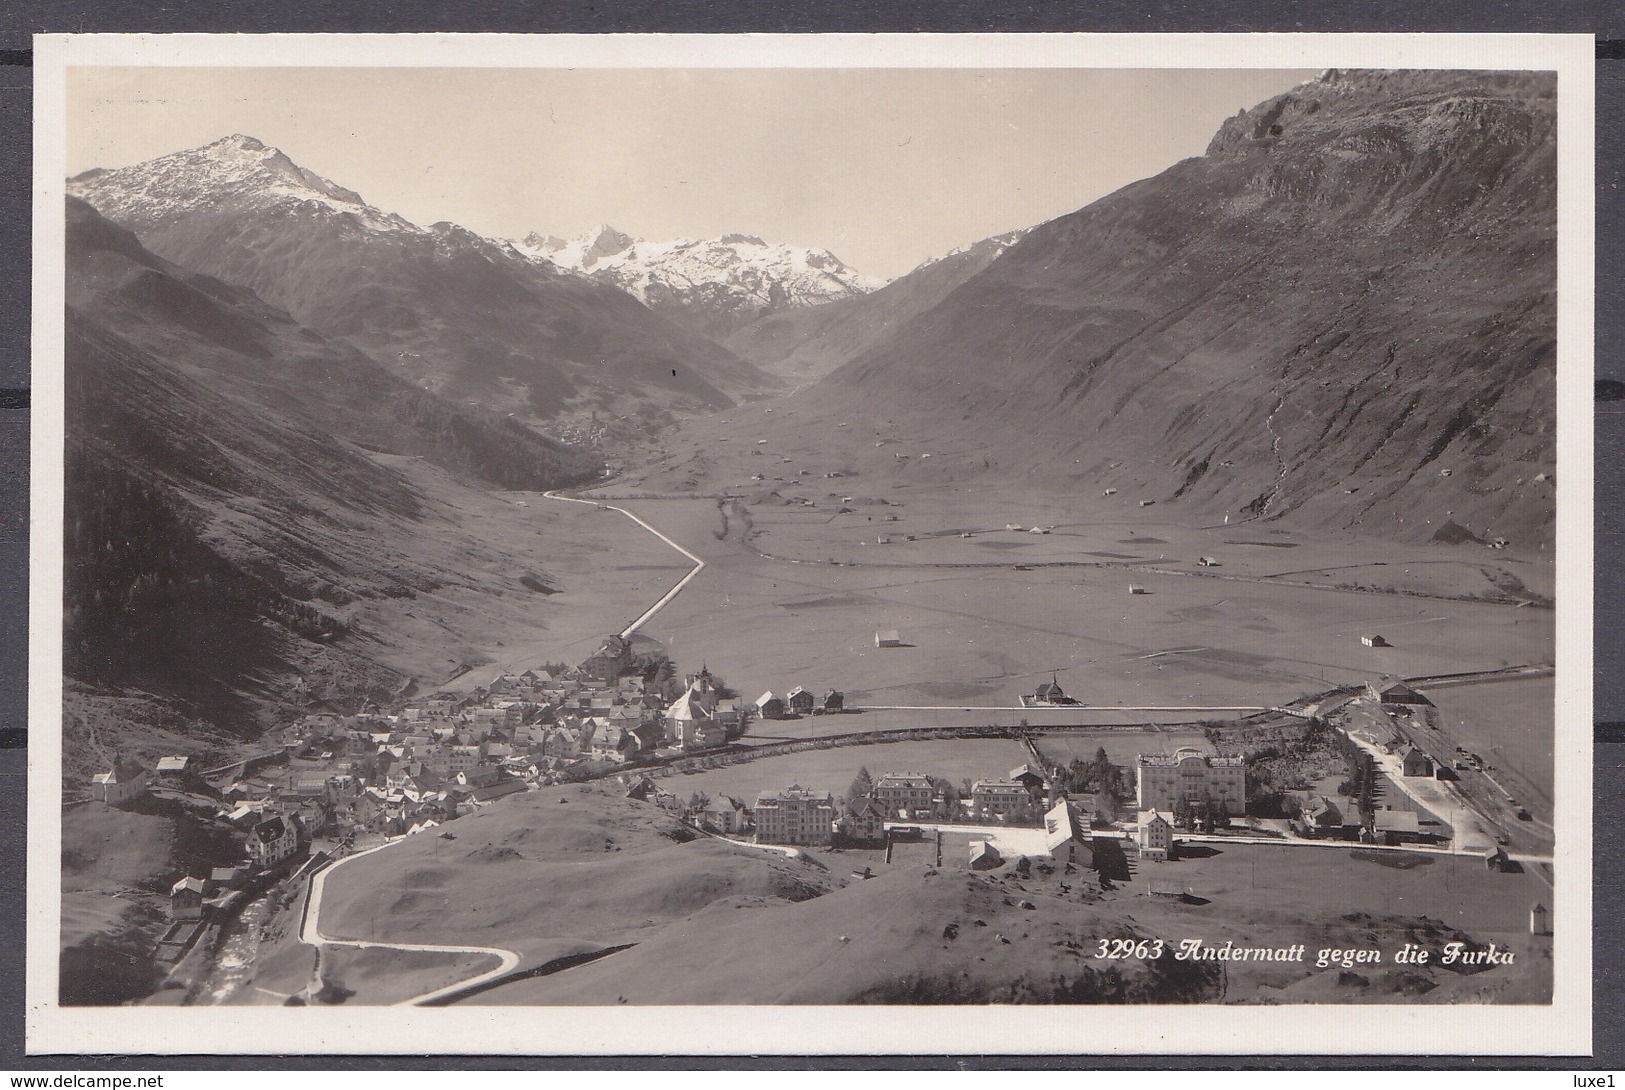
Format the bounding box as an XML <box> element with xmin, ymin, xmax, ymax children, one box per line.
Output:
<box><xmin>27</xmin><ymin>31</ymin><xmax>1595</xmax><ymax>1056</ymax></box>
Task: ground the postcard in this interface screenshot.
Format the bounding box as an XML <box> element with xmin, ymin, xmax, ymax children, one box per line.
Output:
<box><xmin>27</xmin><ymin>31</ymin><xmax>1594</xmax><ymax>1055</ymax></box>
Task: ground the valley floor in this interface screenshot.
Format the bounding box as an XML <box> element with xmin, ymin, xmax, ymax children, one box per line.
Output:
<box><xmin>290</xmin><ymin>448</ymin><xmax>1559</xmax><ymax>1006</ymax></box>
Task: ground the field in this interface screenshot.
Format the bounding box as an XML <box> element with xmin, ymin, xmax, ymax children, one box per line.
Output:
<box><xmin>314</xmin><ymin>785</ymin><xmax>842</xmax><ymax>974</ymax></box>
<box><xmin>621</xmin><ymin>498</ymin><xmax>1548</xmax><ymax>703</ymax></box>
<box><xmin>352</xmin><ymin>462</ymin><xmax>692</xmax><ymax>694</ymax></box>
<box><xmin>569</xmin><ymin>490</ymin><xmax>1550</xmax><ymax>803</ymax></box>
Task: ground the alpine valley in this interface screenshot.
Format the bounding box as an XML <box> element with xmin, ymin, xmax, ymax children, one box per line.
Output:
<box><xmin>57</xmin><ymin>68</ymin><xmax>1561</xmax><ymax>1012</ymax></box>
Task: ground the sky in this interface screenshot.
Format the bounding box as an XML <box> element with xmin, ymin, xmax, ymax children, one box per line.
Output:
<box><xmin>67</xmin><ymin>67</ymin><xmax>1314</xmax><ymax>281</ymax></box>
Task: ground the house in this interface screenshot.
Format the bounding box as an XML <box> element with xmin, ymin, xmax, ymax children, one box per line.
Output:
<box><xmin>702</xmin><ymin>794</ymin><xmax>751</xmax><ymax>835</ymax></box>
<box><xmin>822</xmin><ymin>690</ymin><xmax>845</xmax><ymax>714</ymax></box>
<box><xmin>209</xmin><ymin>866</ymin><xmax>247</xmax><ymax>891</ymax></box>
<box><xmin>837</xmin><ymin>796</ymin><xmax>887</xmax><ymax>843</ymax></box>
<box><xmin>1009</xmin><ymin>764</ymin><xmax>1048</xmax><ymax>796</ymax></box>
<box><xmin>875</xmin><ymin>629</ymin><xmax>903</xmax><ymax>648</ymax></box>
<box><xmin>1531</xmin><ymin>902</ymin><xmax>1551</xmax><ymax>936</ymax></box>
<box><xmin>1368</xmin><ymin>678</ymin><xmax>1432</xmax><ymax>707</ymax></box>
<box><xmin>1136</xmin><ymin>809</ymin><xmax>1175</xmax><ymax>862</ymax></box>
<box><xmin>1361</xmin><ymin>634</ymin><xmax>1389</xmax><ymax>648</ymax></box>
<box><xmin>785</xmin><ymin>686</ymin><xmax>816</xmax><ymax>717</ymax></box>
<box><xmin>90</xmin><ymin>759</ymin><xmax>150</xmax><ymax>807</ymax></box>
<box><xmin>1372</xmin><ymin>808</ymin><xmax>1424</xmax><ymax>845</ymax></box>
<box><xmin>968</xmin><ymin>840</ymin><xmax>1002</xmax><ymax>870</ymax></box>
<box><xmin>1399</xmin><ymin>745</ymin><xmax>1435</xmax><ymax>778</ymax></box>
<box><xmin>624</xmin><ymin>720</ymin><xmax>663</xmax><ymax>757</ymax></box>
<box><xmin>1042</xmin><ymin>799</ymin><xmax>1091</xmax><ymax>867</ymax></box>
<box><xmin>457</xmin><ymin>765</ymin><xmax>503</xmax><ymax>789</ymax></box>
<box><xmin>586</xmin><ymin>721</ymin><xmax>635</xmax><ymax>762</ymax></box>
<box><xmin>582</xmin><ymin>634</ymin><xmax>634</xmax><ymax>683</ymax></box>
<box><xmin>970</xmin><ymin>779</ymin><xmax>1031</xmax><ymax>820</ymax></box>
<box><xmin>1135</xmin><ymin>748</ymin><xmax>1246</xmax><ymax>815</ymax></box>
<box><xmin>1298</xmin><ymin>794</ymin><xmax>1343</xmax><ymax>836</ymax></box>
<box><xmin>246</xmin><ymin>815</ymin><xmax>300</xmax><ymax>869</ymax></box>
<box><xmin>170</xmin><ymin>876</ymin><xmax>206</xmax><ymax>920</ymax></box>
<box><xmin>154</xmin><ymin>755</ymin><xmax>190</xmax><ymax>782</ymax></box>
<box><xmin>754</xmin><ymin>691</ymin><xmax>786</xmax><ymax>720</ymax></box>
<box><xmin>1128</xmin><ymin>584</ymin><xmax>1148</xmax><ymax>595</ymax></box>
<box><xmin>753</xmin><ymin>785</ymin><xmax>836</xmax><ymax>846</ymax></box>
<box><xmin>874</xmin><ymin>772</ymin><xmax>934</xmax><ymax>818</ymax></box>
<box><xmin>624</xmin><ymin>775</ymin><xmax>659</xmax><ymax>802</ymax></box>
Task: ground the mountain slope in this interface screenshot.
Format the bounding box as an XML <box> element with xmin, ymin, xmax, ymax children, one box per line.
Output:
<box><xmin>68</xmin><ymin>136</ymin><xmax>771</xmax><ymax>429</ymax></box>
<box><xmin>724</xmin><ymin>230</ymin><xmax>1027</xmax><ymax>382</ymax></box>
<box><xmin>805</xmin><ymin>71</ymin><xmax>1557</xmax><ymax>545</ymax></box>
<box><xmin>66</xmin><ymin>197</ymin><xmax>600</xmax><ymax>492</ymax></box>
<box><xmin>517</xmin><ymin>225</ymin><xmax>881</xmax><ymax>341</ymax></box>
<box><xmin>64</xmin><ymin>199</ymin><xmax>610</xmax><ymax>756</ymax></box>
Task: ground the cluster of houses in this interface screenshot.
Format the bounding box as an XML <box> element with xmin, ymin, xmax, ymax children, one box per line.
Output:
<box><xmin>1293</xmin><ymin>796</ymin><xmax>1434</xmax><ymax>845</ymax></box>
<box><xmin>753</xmin><ymin>686</ymin><xmax>844</xmax><ymax>719</ymax></box>
<box><xmin>1341</xmin><ymin>678</ymin><xmax>1457</xmax><ymax>782</ymax></box>
<box><xmin>91</xmin><ymin>633</ymin><xmax>759</xmax><ymax>896</ymax></box>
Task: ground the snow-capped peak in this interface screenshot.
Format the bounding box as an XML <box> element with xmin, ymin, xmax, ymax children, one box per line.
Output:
<box><xmin>68</xmin><ymin>133</ymin><xmax>416</xmax><ymax>235</ymax></box>
<box><xmin>513</xmin><ymin>223</ymin><xmax>882</xmax><ymax>334</ymax></box>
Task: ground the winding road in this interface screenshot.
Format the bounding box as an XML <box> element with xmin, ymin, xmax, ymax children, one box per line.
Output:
<box><xmin>300</xmin><ymin>841</ymin><xmax>520</xmax><ymax>1006</ymax></box>
<box><xmin>542</xmin><ymin>490</ymin><xmax>706</xmax><ymax>637</ymax></box>
<box><xmin>292</xmin><ymin>489</ymin><xmax>708</xmax><ymax>1006</ymax></box>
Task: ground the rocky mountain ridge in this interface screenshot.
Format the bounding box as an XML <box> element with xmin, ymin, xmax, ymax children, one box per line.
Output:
<box><xmin>798</xmin><ymin>69</ymin><xmax>1557</xmax><ymax>546</ymax></box>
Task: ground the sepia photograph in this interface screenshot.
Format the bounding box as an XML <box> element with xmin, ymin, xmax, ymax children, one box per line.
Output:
<box><xmin>27</xmin><ymin>32</ymin><xmax>1593</xmax><ymax>1055</ymax></box>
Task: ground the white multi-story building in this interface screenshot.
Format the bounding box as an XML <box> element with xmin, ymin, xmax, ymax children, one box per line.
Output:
<box><xmin>874</xmin><ymin>772</ymin><xmax>934</xmax><ymax>818</ymax></box>
<box><xmin>1135</xmin><ymin>747</ymin><xmax>1246</xmax><ymax>816</ymax></box>
<box><xmin>754</xmin><ymin>785</ymin><xmax>836</xmax><ymax>846</ymax></box>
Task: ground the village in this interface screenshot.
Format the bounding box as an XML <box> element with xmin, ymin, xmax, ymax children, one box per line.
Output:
<box><xmin>80</xmin><ymin>611</ymin><xmax>1553</xmax><ymax>985</ymax></box>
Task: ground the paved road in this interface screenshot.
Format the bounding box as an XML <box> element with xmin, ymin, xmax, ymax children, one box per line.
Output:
<box><xmin>300</xmin><ymin>840</ymin><xmax>520</xmax><ymax>1006</ymax></box>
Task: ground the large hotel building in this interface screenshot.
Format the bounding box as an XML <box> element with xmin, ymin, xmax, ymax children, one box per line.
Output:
<box><xmin>1135</xmin><ymin>747</ymin><xmax>1246</xmax><ymax>816</ymax></box>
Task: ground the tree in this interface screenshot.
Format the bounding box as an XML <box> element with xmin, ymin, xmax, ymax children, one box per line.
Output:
<box><xmin>1091</xmin><ymin>746</ymin><xmax>1113</xmax><ymax>791</ymax></box>
<box><xmin>687</xmin><ymin>791</ymin><xmax>710</xmax><ymax>818</ymax></box>
<box><xmin>847</xmin><ymin>766</ymin><xmax>874</xmax><ymax>807</ymax></box>
<box><xmin>931</xmin><ymin>778</ymin><xmax>962</xmax><ymax>820</ymax></box>
<box><xmin>1173</xmin><ymin>795</ymin><xmax>1194</xmax><ymax>829</ymax></box>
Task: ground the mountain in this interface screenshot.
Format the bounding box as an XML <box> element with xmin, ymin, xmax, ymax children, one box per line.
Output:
<box><xmin>723</xmin><ymin>229</ymin><xmax>1028</xmax><ymax>382</ymax></box>
<box><xmin>65</xmin><ymin>197</ymin><xmax>599</xmax><ymax>493</ymax></box>
<box><xmin>516</xmin><ymin>225</ymin><xmax>882</xmax><ymax>340</ymax></box>
<box><xmin>802</xmin><ymin>70</ymin><xmax>1558</xmax><ymax>545</ymax></box>
<box><xmin>62</xmin><ymin>198</ymin><xmax>598</xmax><ymax>759</ymax></box>
<box><xmin>67</xmin><ymin>136</ymin><xmax>771</xmax><ymax>433</ymax></box>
